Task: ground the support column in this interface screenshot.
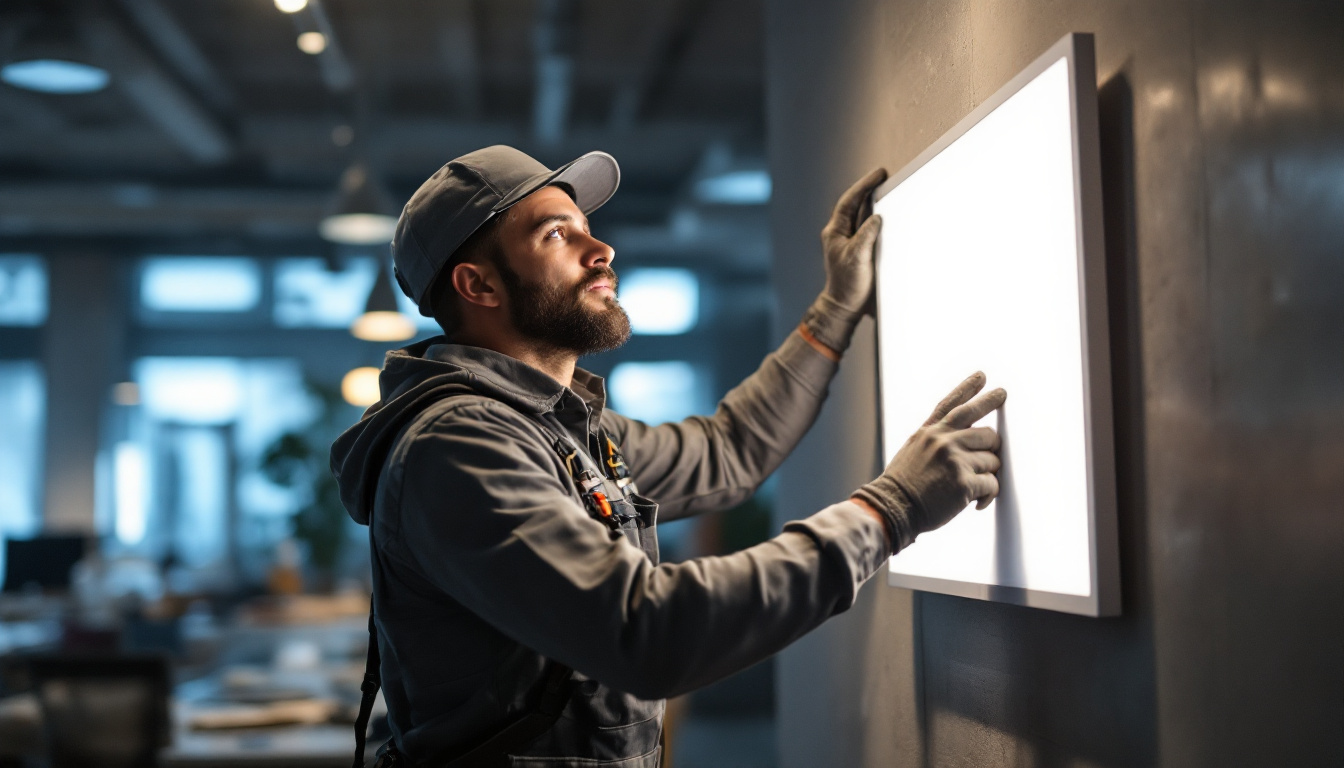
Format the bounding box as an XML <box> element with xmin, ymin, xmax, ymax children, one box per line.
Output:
<box><xmin>41</xmin><ymin>251</ymin><xmax>127</xmax><ymax>534</ymax></box>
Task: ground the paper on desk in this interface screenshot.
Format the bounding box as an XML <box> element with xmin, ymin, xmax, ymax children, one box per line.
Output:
<box><xmin>187</xmin><ymin>699</ymin><xmax>339</xmax><ymax>730</ymax></box>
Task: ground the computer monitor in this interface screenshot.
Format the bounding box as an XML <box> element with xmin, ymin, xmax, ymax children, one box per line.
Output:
<box><xmin>2</xmin><ymin>535</ymin><xmax>88</xmax><ymax>592</ymax></box>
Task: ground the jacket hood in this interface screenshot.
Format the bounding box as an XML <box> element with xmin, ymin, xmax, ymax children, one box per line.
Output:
<box><xmin>329</xmin><ymin>337</ymin><xmax>574</xmax><ymax>525</ymax></box>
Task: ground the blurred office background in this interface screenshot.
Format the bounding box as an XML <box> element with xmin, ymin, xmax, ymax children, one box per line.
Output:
<box><xmin>0</xmin><ymin>0</ymin><xmax>776</xmax><ymax>765</ymax></box>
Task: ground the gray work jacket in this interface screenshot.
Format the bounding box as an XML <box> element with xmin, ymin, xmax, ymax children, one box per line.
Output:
<box><xmin>330</xmin><ymin>331</ymin><xmax>889</xmax><ymax>766</ymax></box>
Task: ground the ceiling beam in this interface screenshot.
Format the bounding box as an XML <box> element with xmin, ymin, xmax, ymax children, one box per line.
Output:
<box><xmin>608</xmin><ymin>0</ymin><xmax>713</xmax><ymax>130</ymax></box>
<box><xmin>305</xmin><ymin>0</ymin><xmax>354</xmax><ymax>93</ymax></box>
<box><xmin>0</xmin><ymin>183</ymin><xmax>322</xmax><ymax>238</ymax></box>
<box><xmin>77</xmin><ymin>8</ymin><xmax>234</xmax><ymax>164</ymax></box>
<box><xmin>532</xmin><ymin>0</ymin><xmax>578</xmax><ymax>145</ymax></box>
<box><xmin>115</xmin><ymin>0</ymin><xmax>237</xmax><ymax>113</ymax></box>
<box><xmin>0</xmin><ymin>180</ymin><xmax>681</xmax><ymax>238</ymax></box>
<box><xmin>0</xmin><ymin>90</ymin><xmax>68</xmax><ymax>134</ymax></box>
<box><xmin>438</xmin><ymin>0</ymin><xmax>483</xmax><ymax>119</ymax></box>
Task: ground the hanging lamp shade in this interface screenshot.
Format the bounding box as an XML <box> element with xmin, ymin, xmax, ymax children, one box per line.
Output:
<box><xmin>351</xmin><ymin>263</ymin><xmax>416</xmax><ymax>341</ymax></box>
<box><xmin>1</xmin><ymin>14</ymin><xmax>110</xmax><ymax>95</ymax></box>
<box><xmin>319</xmin><ymin>164</ymin><xmax>399</xmax><ymax>245</ymax></box>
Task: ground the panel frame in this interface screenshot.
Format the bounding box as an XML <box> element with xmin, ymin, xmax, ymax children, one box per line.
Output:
<box><xmin>873</xmin><ymin>32</ymin><xmax>1119</xmax><ymax>617</ymax></box>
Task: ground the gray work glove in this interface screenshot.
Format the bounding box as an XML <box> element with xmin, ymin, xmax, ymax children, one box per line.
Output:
<box><xmin>853</xmin><ymin>372</ymin><xmax>1006</xmax><ymax>552</ymax></box>
<box><xmin>802</xmin><ymin>168</ymin><xmax>887</xmax><ymax>354</ymax></box>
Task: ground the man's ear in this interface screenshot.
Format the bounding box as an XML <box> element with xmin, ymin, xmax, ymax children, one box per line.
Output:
<box><xmin>451</xmin><ymin>261</ymin><xmax>503</xmax><ymax>309</ymax></box>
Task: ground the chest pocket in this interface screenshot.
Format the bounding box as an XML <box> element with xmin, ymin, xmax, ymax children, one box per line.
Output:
<box><xmin>611</xmin><ymin>493</ymin><xmax>659</xmax><ymax>565</ymax></box>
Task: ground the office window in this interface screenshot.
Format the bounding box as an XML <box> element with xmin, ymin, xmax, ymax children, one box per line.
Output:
<box><xmin>608</xmin><ymin>361</ymin><xmax>708</xmax><ymax>425</ymax></box>
<box><xmin>0</xmin><ymin>361</ymin><xmax>44</xmax><ymax>580</ymax></box>
<box><xmin>694</xmin><ymin>170</ymin><xmax>772</xmax><ymax>205</ymax></box>
<box><xmin>620</xmin><ymin>269</ymin><xmax>700</xmax><ymax>335</ymax></box>
<box><xmin>274</xmin><ymin>257</ymin><xmax>378</xmax><ymax>328</ymax></box>
<box><xmin>137</xmin><ymin>358</ymin><xmax>245</xmax><ymax>425</ymax></box>
<box><xmin>121</xmin><ymin>358</ymin><xmax>314</xmax><ymax>581</ymax></box>
<box><xmin>0</xmin><ymin>255</ymin><xmax>47</xmax><ymax>326</ymax></box>
<box><xmin>140</xmin><ymin>257</ymin><xmax>261</xmax><ymax>313</ymax></box>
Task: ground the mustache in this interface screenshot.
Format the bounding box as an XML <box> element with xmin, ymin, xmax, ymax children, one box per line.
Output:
<box><xmin>578</xmin><ymin>266</ymin><xmax>619</xmax><ymax>293</ymax></box>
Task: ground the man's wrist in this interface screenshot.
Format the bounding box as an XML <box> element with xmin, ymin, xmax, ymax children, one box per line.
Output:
<box><xmin>802</xmin><ymin>292</ymin><xmax>863</xmax><ymax>355</ymax></box>
<box><xmin>851</xmin><ymin>482</ymin><xmax>917</xmax><ymax>553</ymax></box>
<box><xmin>797</xmin><ymin>321</ymin><xmax>841</xmax><ymax>363</ymax></box>
<box><xmin>848</xmin><ymin>496</ymin><xmax>891</xmax><ymax>552</ymax></box>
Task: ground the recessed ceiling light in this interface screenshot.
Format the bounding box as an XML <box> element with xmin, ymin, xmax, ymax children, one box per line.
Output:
<box><xmin>297</xmin><ymin>31</ymin><xmax>327</xmax><ymax>55</ymax></box>
<box><xmin>274</xmin><ymin>0</ymin><xmax>309</xmax><ymax>12</ymax></box>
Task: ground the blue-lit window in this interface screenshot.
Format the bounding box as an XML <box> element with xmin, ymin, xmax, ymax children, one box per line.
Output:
<box><xmin>694</xmin><ymin>170</ymin><xmax>772</xmax><ymax>205</ymax></box>
<box><xmin>120</xmin><ymin>359</ymin><xmax>315</xmax><ymax>578</ymax></box>
<box><xmin>0</xmin><ymin>361</ymin><xmax>44</xmax><ymax>579</ymax></box>
<box><xmin>274</xmin><ymin>257</ymin><xmax>378</xmax><ymax>328</ymax></box>
<box><xmin>620</xmin><ymin>269</ymin><xmax>700</xmax><ymax>335</ymax></box>
<box><xmin>137</xmin><ymin>358</ymin><xmax>245</xmax><ymax>425</ymax></box>
<box><xmin>608</xmin><ymin>361</ymin><xmax>707</xmax><ymax>425</ymax></box>
<box><xmin>140</xmin><ymin>257</ymin><xmax>261</xmax><ymax>313</ymax></box>
<box><xmin>0</xmin><ymin>255</ymin><xmax>48</xmax><ymax>326</ymax></box>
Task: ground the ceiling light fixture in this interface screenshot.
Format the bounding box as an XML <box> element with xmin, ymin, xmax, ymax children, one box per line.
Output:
<box><xmin>297</xmin><ymin>31</ymin><xmax>327</xmax><ymax>55</ymax></box>
<box><xmin>274</xmin><ymin>0</ymin><xmax>309</xmax><ymax>12</ymax></box>
<box><xmin>0</xmin><ymin>15</ymin><xmax>110</xmax><ymax>95</ymax></box>
<box><xmin>319</xmin><ymin>164</ymin><xmax>398</xmax><ymax>245</ymax></box>
<box><xmin>351</xmin><ymin>264</ymin><xmax>416</xmax><ymax>342</ymax></box>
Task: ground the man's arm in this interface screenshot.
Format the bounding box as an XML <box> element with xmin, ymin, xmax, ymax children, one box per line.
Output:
<box><xmin>388</xmin><ymin>399</ymin><xmax>890</xmax><ymax>701</ymax></box>
<box><xmin>609</xmin><ymin>169</ymin><xmax>888</xmax><ymax>521</ymax></box>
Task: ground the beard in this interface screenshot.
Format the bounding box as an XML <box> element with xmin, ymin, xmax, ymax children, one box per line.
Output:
<box><xmin>496</xmin><ymin>261</ymin><xmax>632</xmax><ymax>356</ymax></box>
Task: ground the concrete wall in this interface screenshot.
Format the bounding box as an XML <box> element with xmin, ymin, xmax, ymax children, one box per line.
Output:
<box><xmin>765</xmin><ymin>2</ymin><xmax>1343</xmax><ymax>766</ymax></box>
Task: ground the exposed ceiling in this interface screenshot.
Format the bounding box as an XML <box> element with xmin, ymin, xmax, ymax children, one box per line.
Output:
<box><xmin>0</xmin><ymin>0</ymin><xmax>767</xmax><ymax>254</ymax></box>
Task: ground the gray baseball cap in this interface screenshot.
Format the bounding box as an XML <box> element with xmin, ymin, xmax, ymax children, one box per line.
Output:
<box><xmin>392</xmin><ymin>145</ymin><xmax>620</xmax><ymax>317</ymax></box>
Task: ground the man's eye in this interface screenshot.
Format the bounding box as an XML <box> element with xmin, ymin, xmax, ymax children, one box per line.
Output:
<box><xmin>546</xmin><ymin>227</ymin><xmax>563</xmax><ymax>240</ymax></box>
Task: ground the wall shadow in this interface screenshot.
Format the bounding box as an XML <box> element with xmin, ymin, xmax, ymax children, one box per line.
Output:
<box><xmin>989</xmin><ymin>405</ymin><xmax>1025</xmax><ymax>601</ymax></box>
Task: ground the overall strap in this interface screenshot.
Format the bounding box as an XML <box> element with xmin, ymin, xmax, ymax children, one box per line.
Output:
<box><xmin>439</xmin><ymin>660</ymin><xmax>574</xmax><ymax>768</ymax></box>
<box><xmin>353</xmin><ymin>596</ymin><xmax>382</xmax><ymax>768</ymax></box>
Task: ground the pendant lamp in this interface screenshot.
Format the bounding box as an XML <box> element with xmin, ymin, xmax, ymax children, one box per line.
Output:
<box><xmin>1</xmin><ymin>14</ymin><xmax>110</xmax><ymax>95</ymax></box>
<box><xmin>351</xmin><ymin>263</ymin><xmax>416</xmax><ymax>341</ymax></box>
<box><xmin>319</xmin><ymin>164</ymin><xmax>398</xmax><ymax>245</ymax></box>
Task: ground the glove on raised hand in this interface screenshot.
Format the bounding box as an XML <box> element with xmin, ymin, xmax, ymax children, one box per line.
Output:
<box><xmin>853</xmin><ymin>373</ymin><xmax>1006</xmax><ymax>552</ymax></box>
<box><xmin>802</xmin><ymin>168</ymin><xmax>886</xmax><ymax>354</ymax></box>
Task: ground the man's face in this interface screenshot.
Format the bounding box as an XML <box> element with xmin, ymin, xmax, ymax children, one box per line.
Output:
<box><xmin>492</xmin><ymin>185</ymin><xmax>631</xmax><ymax>355</ymax></box>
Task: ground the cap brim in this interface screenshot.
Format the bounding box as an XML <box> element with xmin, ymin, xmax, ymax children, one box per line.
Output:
<box><xmin>493</xmin><ymin>151</ymin><xmax>621</xmax><ymax>215</ymax></box>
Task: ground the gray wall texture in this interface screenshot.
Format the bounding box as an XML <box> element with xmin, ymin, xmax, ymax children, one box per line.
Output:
<box><xmin>764</xmin><ymin>2</ymin><xmax>1343</xmax><ymax>766</ymax></box>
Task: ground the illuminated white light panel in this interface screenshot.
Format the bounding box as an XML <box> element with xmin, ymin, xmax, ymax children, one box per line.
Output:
<box><xmin>875</xmin><ymin>35</ymin><xmax>1116</xmax><ymax>616</ymax></box>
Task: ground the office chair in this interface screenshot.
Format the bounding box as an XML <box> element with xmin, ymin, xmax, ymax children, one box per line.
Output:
<box><xmin>27</xmin><ymin>654</ymin><xmax>171</xmax><ymax>768</ymax></box>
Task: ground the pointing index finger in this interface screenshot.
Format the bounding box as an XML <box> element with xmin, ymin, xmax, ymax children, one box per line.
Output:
<box><xmin>945</xmin><ymin>388</ymin><xmax>1007</xmax><ymax>429</ymax></box>
<box><xmin>925</xmin><ymin>372</ymin><xmax>986</xmax><ymax>426</ymax></box>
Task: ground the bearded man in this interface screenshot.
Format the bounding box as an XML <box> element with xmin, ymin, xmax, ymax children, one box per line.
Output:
<box><xmin>331</xmin><ymin>146</ymin><xmax>1006</xmax><ymax>768</ymax></box>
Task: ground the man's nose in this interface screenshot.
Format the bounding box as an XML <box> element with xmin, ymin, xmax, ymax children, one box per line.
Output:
<box><xmin>580</xmin><ymin>233</ymin><xmax>615</xmax><ymax>268</ymax></box>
